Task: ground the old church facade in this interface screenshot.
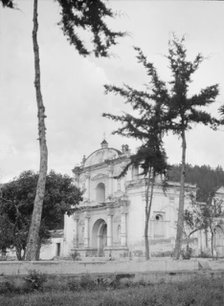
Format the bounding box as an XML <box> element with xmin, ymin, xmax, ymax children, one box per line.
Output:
<box><xmin>61</xmin><ymin>140</ymin><xmax>195</xmax><ymax>258</ymax></box>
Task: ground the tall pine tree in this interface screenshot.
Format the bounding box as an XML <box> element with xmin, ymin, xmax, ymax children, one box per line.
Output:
<box><xmin>1</xmin><ymin>0</ymin><xmax>124</xmax><ymax>260</ymax></box>
<box><xmin>103</xmin><ymin>47</ymin><xmax>169</xmax><ymax>260</ymax></box>
<box><xmin>104</xmin><ymin>37</ymin><xmax>219</xmax><ymax>259</ymax></box>
<box><xmin>167</xmin><ymin>37</ymin><xmax>219</xmax><ymax>259</ymax></box>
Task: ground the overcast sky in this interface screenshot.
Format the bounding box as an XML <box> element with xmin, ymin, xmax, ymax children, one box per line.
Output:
<box><xmin>0</xmin><ymin>0</ymin><xmax>224</xmax><ymax>183</ymax></box>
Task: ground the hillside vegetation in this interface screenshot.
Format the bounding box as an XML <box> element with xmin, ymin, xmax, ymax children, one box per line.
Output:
<box><xmin>168</xmin><ymin>164</ymin><xmax>224</xmax><ymax>202</ymax></box>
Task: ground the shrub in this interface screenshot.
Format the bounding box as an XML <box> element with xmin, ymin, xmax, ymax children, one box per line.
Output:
<box><xmin>67</xmin><ymin>279</ymin><xmax>81</xmax><ymax>291</ymax></box>
<box><xmin>67</xmin><ymin>275</ymin><xmax>120</xmax><ymax>291</ymax></box>
<box><xmin>70</xmin><ymin>251</ymin><xmax>80</xmax><ymax>261</ymax></box>
<box><xmin>153</xmin><ymin>250</ymin><xmax>173</xmax><ymax>257</ymax></box>
<box><xmin>24</xmin><ymin>270</ymin><xmax>47</xmax><ymax>292</ymax></box>
<box><xmin>198</xmin><ymin>250</ymin><xmax>212</xmax><ymax>258</ymax></box>
<box><xmin>182</xmin><ymin>246</ymin><xmax>193</xmax><ymax>260</ymax></box>
<box><xmin>79</xmin><ymin>274</ymin><xmax>97</xmax><ymax>290</ymax></box>
<box><xmin>119</xmin><ymin>277</ymin><xmax>132</xmax><ymax>288</ymax></box>
<box><xmin>0</xmin><ymin>281</ymin><xmax>16</xmax><ymax>294</ymax></box>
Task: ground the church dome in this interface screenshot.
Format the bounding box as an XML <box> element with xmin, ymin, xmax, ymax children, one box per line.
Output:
<box><xmin>84</xmin><ymin>140</ymin><xmax>122</xmax><ymax>167</ymax></box>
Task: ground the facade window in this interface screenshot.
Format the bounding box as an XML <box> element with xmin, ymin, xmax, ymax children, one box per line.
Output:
<box><xmin>96</xmin><ymin>182</ymin><xmax>106</xmax><ymax>202</ymax></box>
<box><xmin>155</xmin><ymin>214</ymin><xmax>163</xmax><ymax>221</ymax></box>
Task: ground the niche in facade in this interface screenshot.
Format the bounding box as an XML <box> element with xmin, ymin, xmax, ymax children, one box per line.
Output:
<box><xmin>132</xmin><ymin>165</ymin><xmax>139</xmax><ymax>179</ymax></box>
<box><xmin>96</xmin><ymin>182</ymin><xmax>106</xmax><ymax>202</ymax></box>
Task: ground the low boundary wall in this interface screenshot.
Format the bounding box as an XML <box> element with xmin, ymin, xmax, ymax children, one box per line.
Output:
<box><xmin>0</xmin><ymin>258</ymin><xmax>224</xmax><ymax>276</ymax></box>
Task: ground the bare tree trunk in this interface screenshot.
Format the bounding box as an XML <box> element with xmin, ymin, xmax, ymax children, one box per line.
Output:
<box><xmin>144</xmin><ymin>170</ymin><xmax>155</xmax><ymax>260</ymax></box>
<box><xmin>25</xmin><ymin>0</ymin><xmax>48</xmax><ymax>261</ymax></box>
<box><xmin>35</xmin><ymin>236</ymin><xmax>41</xmax><ymax>260</ymax></box>
<box><xmin>174</xmin><ymin>129</ymin><xmax>186</xmax><ymax>259</ymax></box>
<box><xmin>205</xmin><ymin>228</ymin><xmax>208</xmax><ymax>248</ymax></box>
<box><xmin>144</xmin><ymin>210</ymin><xmax>150</xmax><ymax>260</ymax></box>
<box><xmin>211</xmin><ymin>231</ymin><xmax>214</xmax><ymax>257</ymax></box>
<box><xmin>15</xmin><ymin>246</ymin><xmax>22</xmax><ymax>261</ymax></box>
<box><xmin>187</xmin><ymin>228</ymin><xmax>199</xmax><ymax>247</ymax></box>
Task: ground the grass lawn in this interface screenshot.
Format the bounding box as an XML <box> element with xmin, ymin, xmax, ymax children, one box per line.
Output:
<box><xmin>0</xmin><ymin>278</ymin><xmax>223</xmax><ymax>306</ymax></box>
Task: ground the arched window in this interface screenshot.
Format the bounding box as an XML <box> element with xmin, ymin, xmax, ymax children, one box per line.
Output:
<box><xmin>155</xmin><ymin>214</ymin><xmax>163</xmax><ymax>221</ymax></box>
<box><xmin>96</xmin><ymin>182</ymin><xmax>105</xmax><ymax>202</ymax></box>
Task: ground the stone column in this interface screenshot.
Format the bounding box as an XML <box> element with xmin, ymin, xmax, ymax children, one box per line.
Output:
<box><xmin>73</xmin><ymin>215</ymin><xmax>79</xmax><ymax>248</ymax></box>
<box><xmin>107</xmin><ymin>209</ymin><xmax>113</xmax><ymax>247</ymax></box>
<box><xmin>85</xmin><ymin>173</ymin><xmax>90</xmax><ymax>201</ymax></box>
<box><xmin>120</xmin><ymin>205</ymin><xmax>128</xmax><ymax>246</ymax></box>
<box><xmin>108</xmin><ymin>166</ymin><xmax>113</xmax><ymax>197</ymax></box>
<box><xmin>84</xmin><ymin>212</ymin><xmax>90</xmax><ymax>248</ymax></box>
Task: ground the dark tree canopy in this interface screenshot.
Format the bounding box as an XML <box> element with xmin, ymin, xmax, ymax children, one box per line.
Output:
<box><xmin>103</xmin><ymin>46</ymin><xmax>170</xmax><ymax>179</ymax></box>
<box><xmin>0</xmin><ymin>0</ymin><xmax>14</xmax><ymax>8</ymax></box>
<box><xmin>0</xmin><ymin>214</ymin><xmax>14</xmax><ymax>253</ymax></box>
<box><xmin>0</xmin><ymin>170</ymin><xmax>82</xmax><ymax>259</ymax></box>
<box><xmin>167</xmin><ymin>37</ymin><xmax>219</xmax><ymax>133</ymax></box>
<box><xmin>169</xmin><ymin>164</ymin><xmax>224</xmax><ymax>202</ymax></box>
<box><xmin>57</xmin><ymin>0</ymin><xmax>125</xmax><ymax>57</ymax></box>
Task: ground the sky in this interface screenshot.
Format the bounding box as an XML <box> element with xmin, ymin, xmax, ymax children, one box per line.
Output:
<box><xmin>0</xmin><ymin>0</ymin><xmax>224</xmax><ymax>183</ymax></box>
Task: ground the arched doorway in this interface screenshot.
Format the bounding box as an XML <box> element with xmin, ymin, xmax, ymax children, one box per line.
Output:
<box><xmin>92</xmin><ymin>219</ymin><xmax>107</xmax><ymax>256</ymax></box>
<box><xmin>214</xmin><ymin>225</ymin><xmax>224</xmax><ymax>257</ymax></box>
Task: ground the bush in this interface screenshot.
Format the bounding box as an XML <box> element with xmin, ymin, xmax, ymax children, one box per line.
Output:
<box><xmin>79</xmin><ymin>274</ymin><xmax>97</xmax><ymax>290</ymax></box>
<box><xmin>68</xmin><ymin>274</ymin><xmax>98</xmax><ymax>291</ymax></box>
<box><xmin>0</xmin><ymin>281</ymin><xmax>16</xmax><ymax>294</ymax></box>
<box><xmin>182</xmin><ymin>246</ymin><xmax>193</xmax><ymax>260</ymax></box>
<box><xmin>67</xmin><ymin>279</ymin><xmax>81</xmax><ymax>291</ymax></box>
<box><xmin>153</xmin><ymin>250</ymin><xmax>173</xmax><ymax>257</ymax></box>
<box><xmin>24</xmin><ymin>270</ymin><xmax>47</xmax><ymax>292</ymax></box>
<box><xmin>68</xmin><ymin>275</ymin><xmax>119</xmax><ymax>291</ymax></box>
<box><xmin>70</xmin><ymin>251</ymin><xmax>81</xmax><ymax>261</ymax></box>
<box><xmin>198</xmin><ymin>250</ymin><xmax>212</xmax><ymax>258</ymax></box>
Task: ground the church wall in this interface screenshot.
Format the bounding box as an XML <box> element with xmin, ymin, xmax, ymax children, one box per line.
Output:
<box><xmin>124</xmin><ymin>184</ymin><xmax>195</xmax><ymax>256</ymax></box>
<box><xmin>60</xmin><ymin>142</ymin><xmax>201</xmax><ymax>259</ymax></box>
<box><xmin>112</xmin><ymin>213</ymin><xmax>121</xmax><ymax>246</ymax></box>
<box><xmin>40</xmin><ymin>237</ymin><xmax>63</xmax><ymax>260</ymax></box>
<box><xmin>126</xmin><ymin>190</ymin><xmax>145</xmax><ymax>250</ymax></box>
<box><xmin>63</xmin><ymin>214</ymin><xmax>76</xmax><ymax>256</ymax></box>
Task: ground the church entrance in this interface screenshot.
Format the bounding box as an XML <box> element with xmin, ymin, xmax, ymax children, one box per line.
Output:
<box><xmin>214</xmin><ymin>225</ymin><xmax>224</xmax><ymax>257</ymax></box>
<box><xmin>92</xmin><ymin>219</ymin><xmax>107</xmax><ymax>256</ymax></box>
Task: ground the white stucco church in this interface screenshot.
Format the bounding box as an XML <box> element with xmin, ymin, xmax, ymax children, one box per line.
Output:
<box><xmin>40</xmin><ymin>140</ymin><xmax>224</xmax><ymax>260</ymax></box>
<box><xmin>59</xmin><ymin>140</ymin><xmax>196</xmax><ymax>259</ymax></box>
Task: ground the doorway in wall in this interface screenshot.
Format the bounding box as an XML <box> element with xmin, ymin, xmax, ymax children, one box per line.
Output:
<box><xmin>92</xmin><ymin>219</ymin><xmax>107</xmax><ymax>256</ymax></box>
<box><xmin>56</xmin><ymin>243</ymin><xmax>61</xmax><ymax>257</ymax></box>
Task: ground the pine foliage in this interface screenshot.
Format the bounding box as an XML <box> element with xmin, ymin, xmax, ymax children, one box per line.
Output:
<box><xmin>1</xmin><ymin>0</ymin><xmax>124</xmax><ymax>57</ymax></box>
<box><xmin>103</xmin><ymin>46</ymin><xmax>169</xmax><ymax>178</ymax></box>
<box><xmin>56</xmin><ymin>0</ymin><xmax>125</xmax><ymax>57</ymax></box>
<box><xmin>0</xmin><ymin>0</ymin><xmax>14</xmax><ymax>8</ymax></box>
<box><xmin>167</xmin><ymin>36</ymin><xmax>219</xmax><ymax>133</ymax></box>
<box><xmin>103</xmin><ymin>46</ymin><xmax>170</xmax><ymax>260</ymax></box>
